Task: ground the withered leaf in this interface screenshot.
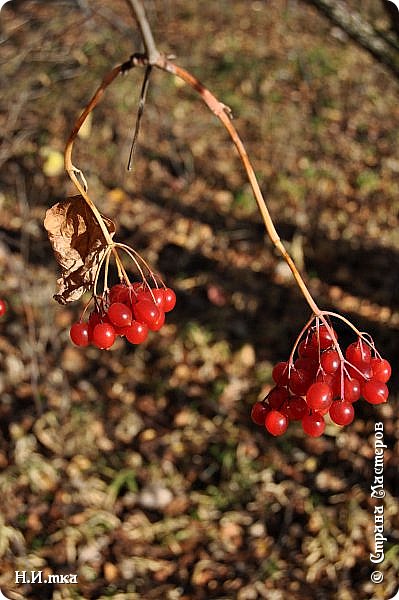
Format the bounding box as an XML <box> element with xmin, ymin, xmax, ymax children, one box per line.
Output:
<box><xmin>44</xmin><ymin>195</ymin><xmax>116</xmax><ymax>304</ymax></box>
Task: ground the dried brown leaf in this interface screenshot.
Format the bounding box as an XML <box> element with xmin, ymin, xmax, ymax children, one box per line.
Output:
<box><xmin>44</xmin><ymin>195</ymin><xmax>115</xmax><ymax>304</ymax></box>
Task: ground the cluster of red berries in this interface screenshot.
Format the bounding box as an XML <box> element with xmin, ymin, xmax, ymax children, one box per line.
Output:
<box><xmin>0</xmin><ymin>299</ymin><xmax>6</xmax><ymax>317</ymax></box>
<box><xmin>251</xmin><ymin>322</ymin><xmax>391</xmax><ymax>437</ymax></box>
<box><xmin>69</xmin><ymin>282</ymin><xmax>176</xmax><ymax>349</ymax></box>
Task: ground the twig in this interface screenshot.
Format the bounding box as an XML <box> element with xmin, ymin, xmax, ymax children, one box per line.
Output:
<box><xmin>124</xmin><ymin>0</ymin><xmax>160</xmax><ymax>64</ymax></box>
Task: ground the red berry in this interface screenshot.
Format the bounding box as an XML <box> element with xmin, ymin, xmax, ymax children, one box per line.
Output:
<box><xmin>109</xmin><ymin>284</ymin><xmax>130</xmax><ymax>304</ymax></box>
<box><xmin>311</xmin><ymin>324</ymin><xmax>337</xmax><ymax>351</ymax></box>
<box><xmin>251</xmin><ymin>402</ymin><xmax>270</xmax><ymax>426</ymax></box>
<box><xmin>272</xmin><ymin>361</ymin><xmax>289</xmax><ymax>385</ymax></box>
<box><xmin>134</xmin><ymin>300</ymin><xmax>160</xmax><ymax>328</ymax></box>
<box><xmin>148</xmin><ymin>309</ymin><xmax>165</xmax><ymax>332</ymax></box>
<box><xmin>122</xmin><ymin>320</ymin><xmax>148</xmax><ymax>344</ymax></box>
<box><xmin>335</xmin><ymin>376</ymin><xmax>361</xmax><ymax>402</ymax></box>
<box><xmin>0</xmin><ymin>299</ymin><xmax>6</xmax><ymax>317</ymax></box>
<box><xmin>107</xmin><ymin>302</ymin><xmax>133</xmax><ymax>328</ymax></box>
<box><xmin>306</xmin><ymin>382</ymin><xmax>333</xmax><ymax>411</ymax></box>
<box><xmin>362</xmin><ymin>379</ymin><xmax>389</xmax><ymax>404</ymax></box>
<box><xmin>142</xmin><ymin>288</ymin><xmax>165</xmax><ymax>311</ymax></box>
<box><xmin>70</xmin><ymin>322</ymin><xmax>89</xmax><ymax>347</ymax></box>
<box><xmin>329</xmin><ymin>401</ymin><xmax>354</xmax><ymax>426</ymax></box>
<box><xmin>92</xmin><ymin>323</ymin><xmax>116</xmax><ymax>349</ymax></box>
<box><xmin>345</xmin><ymin>339</ymin><xmax>371</xmax><ymax>367</ymax></box>
<box><xmin>371</xmin><ymin>358</ymin><xmax>391</xmax><ymax>383</ymax></box>
<box><xmin>316</xmin><ymin>371</ymin><xmax>337</xmax><ymax>389</ymax></box>
<box><xmin>265</xmin><ymin>410</ymin><xmax>288</xmax><ymax>436</ymax></box>
<box><xmin>320</xmin><ymin>349</ymin><xmax>340</xmax><ymax>374</ymax></box>
<box><xmin>302</xmin><ymin>412</ymin><xmax>325</xmax><ymax>437</ymax></box>
<box><xmin>163</xmin><ymin>288</ymin><xmax>176</xmax><ymax>312</ymax></box>
<box><xmin>298</xmin><ymin>339</ymin><xmax>318</xmax><ymax>359</ymax></box>
<box><xmin>267</xmin><ymin>387</ymin><xmax>289</xmax><ymax>410</ymax></box>
<box><xmin>286</xmin><ymin>396</ymin><xmax>309</xmax><ymax>420</ymax></box>
<box><xmin>289</xmin><ymin>368</ymin><xmax>313</xmax><ymax>396</ymax></box>
<box><xmin>294</xmin><ymin>357</ymin><xmax>318</xmax><ymax>376</ymax></box>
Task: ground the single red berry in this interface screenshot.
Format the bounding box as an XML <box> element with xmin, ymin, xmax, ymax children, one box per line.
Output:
<box><xmin>289</xmin><ymin>368</ymin><xmax>313</xmax><ymax>396</ymax></box>
<box><xmin>148</xmin><ymin>309</ymin><xmax>165</xmax><ymax>331</ymax></box>
<box><xmin>371</xmin><ymin>358</ymin><xmax>391</xmax><ymax>383</ymax></box>
<box><xmin>320</xmin><ymin>349</ymin><xmax>340</xmax><ymax>374</ymax></box>
<box><xmin>92</xmin><ymin>323</ymin><xmax>116</xmax><ymax>349</ymax></box>
<box><xmin>107</xmin><ymin>302</ymin><xmax>133</xmax><ymax>328</ymax></box>
<box><xmin>265</xmin><ymin>410</ymin><xmax>289</xmax><ymax>436</ymax></box>
<box><xmin>334</xmin><ymin>376</ymin><xmax>361</xmax><ymax>402</ymax></box>
<box><xmin>88</xmin><ymin>311</ymin><xmax>102</xmax><ymax>340</ymax></box>
<box><xmin>267</xmin><ymin>387</ymin><xmax>289</xmax><ymax>410</ymax></box>
<box><xmin>286</xmin><ymin>396</ymin><xmax>309</xmax><ymax>421</ymax></box>
<box><xmin>122</xmin><ymin>320</ymin><xmax>148</xmax><ymax>344</ymax></box>
<box><xmin>109</xmin><ymin>284</ymin><xmax>130</xmax><ymax>304</ymax></box>
<box><xmin>316</xmin><ymin>371</ymin><xmax>337</xmax><ymax>389</ymax></box>
<box><xmin>345</xmin><ymin>339</ymin><xmax>371</xmax><ymax>367</ymax></box>
<box><xmin>163</xmin><ymin>288</ymin><xmax>176</xmax><ymax>312</ymax></box>
<box><xmin>0</xmin><ymin>299</ymin><xmax>6</xmax><ymax>317</ymax></box>
<box><xmin>362</xmin><ymin>379</ymin><xmax>389</xmax><ymax>404</ymax></box>
<box><xmin>294</xmin><ymin>357</ymin><xmax>318</xmax><ymax>376</ymax></box>
<box><xmin>298</xmin><ymin>339</ymin><xmax>318</xmax><ymax>359</ymax></box>
<box><xmin>311</xmin><ymin>324</ymin><xmax>337</xmax><ymax>351</ymax></box>
<box><xmin>134</xmin><ymin>299</ymin><xmax>160</xmax><ymax>328</ymax></box>
<box><xmin>306</xmin><ymin>382</ymin><xmax>333</xmax><ymax>411</ymax></box>
<box><xmin>329</xmin><ymin>401</ymin><xmax>355</xmax><ymax>426</ymax></box>
<box><xmin>272</xmin><ymin>361</ymin><xmax>289</xmax><ymax>385</ymax></box>
<box><xmin>70</xmin><ymin>322</ymin><xmax>90</xmax><ymax>347</ymax></box>
<box><xmin>302</xmin><ymin>412</ymin><xmax>325</xmax><ymax>437</ymax></box>
<box><xmin>141</xmin><ymin>288</ymin><xmax>165</xmax><ymax>311</ymax></box>
<box><xmin>251</xmin><ymin>401</ymin><xmax>270</xmax><ymax>426</ymax></box>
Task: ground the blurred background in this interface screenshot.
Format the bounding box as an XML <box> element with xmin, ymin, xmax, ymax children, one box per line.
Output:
<box><xmin>0</xmin><ymin>1</ymin><xmax>398</xmax><ymax>598</ymax></box>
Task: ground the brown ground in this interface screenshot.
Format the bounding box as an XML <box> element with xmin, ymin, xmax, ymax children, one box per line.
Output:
<box><xmin>0</xmin><ymin>1</ymin><xmax>398</xmax><ymax>599</ymax></box>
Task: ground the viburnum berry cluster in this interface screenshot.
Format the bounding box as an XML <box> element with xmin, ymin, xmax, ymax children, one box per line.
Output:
<box><xmin>63</xmin><ymin>234</ymin><xmax>176</xmax><ymax>350</ymax></box>
<box><xmin>251</xmin><ymin>314</ymin><xmax>391</xmax><ymax>437</ymax></box>
<box><xmin>70</xmin><ymin>280</ymin><xmax>176</xmax><ymax>350</ymax></box>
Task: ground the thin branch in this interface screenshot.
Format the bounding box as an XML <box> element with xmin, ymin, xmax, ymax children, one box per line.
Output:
<box><xmin>124</xmin><ymin>0</ymin><xmax>160</xmax><ymax>64</ymax></box>
<box><xmin>303</xmin><ymin>0</ymin><xmax>399</xmax><ymax>79</ymax></box>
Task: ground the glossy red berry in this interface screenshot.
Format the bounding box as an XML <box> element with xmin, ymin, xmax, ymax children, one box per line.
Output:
<box><xmin>107</xmin><ymin>302</ymin><xmax>132</xmax><ymax>328</ymax></box>
<box><xmin>251</xmin><ymin>402</ymin><xmax>270</xmax><ymax>426</ymax></box>
<box><xmin>345</xmin><ymin>339</ymin><xmax>371</xmax><ymax>367</ymax></box>
<box><xmin>134</xmin><ymin>300</ymin><xmax>160</xmax><ymax>328</ymax></box>
<box><xmin>302</xmin><ymin>412</ymin><xmax>325</xmax><ymax>437</ymax></box>
<box><xmin>148</xmin><ymin>309</ymin><xmax>165</xmax><ymax>332</ymax></box>
<box><xmin>335</xmin><ymin>376</ymin><xmax>361</xmax><ymax>403</ymax></box>
<box><xmin>141</xmin><ymin>288</ymin><xmax>165</xmax><ymax>310</ymax></box>
<box><xmin>311</xmin><ymin>324</ymin><xmax>337</xmax><ymax>350</ymax></box>
<box><xmin>320</xmin><ymin>349</ymin><xmax>340</xmax><ymax>374</ymax></box>
<box><xmin>306</xmin><ymin>382</ymin><xmax>333</xmax><ymax>411</ymax></box>
<box><xmin>0</xmin><ymin>299</ymin><xmax>6</xmax><ymax>317</ymax></box>
<box><xmin>329</xmin><ymin>401</ymin><xmax>354</xmax><ymax>426</ymax></box>
<box><xmin>289</xmin><ymin>368</ymin><xmax>313</xmax><ymax>396</ymax></box>
<box><xmin>265</xmin><ymin>410</ymin><xmax>288</xmax><ymax>436</ymax></box>
<box><xmin>272</xmin><ymin>361</ymin><xmax>289</xmax><ymax>385</ymax></box>
<box><xmin>70</xmin><ymin>322</ymin><xmax>89</xmax><ymax>347</ymax></box>
<box><xmin>109</xmin><ymin>284</ymin><xmax>130</xmax><ymax>305</ymax></box>
<box><xmin>163</xmin><ymin>288</ymin><xmax>176</xmax><ymax>312</ymax></box>
<box><xmin>371</xmin><ymin>358</ymin><xmax>391</xmax><ymax>383</ymax></box>
<box><xmin>267</xmin><ymin>387</ymin><xmax>289</xmax><ymax>410</ymax></box>
<box><xmin>286</xmin><ymin>396</ymin><xmax>308</xmax><ymax>421</ymax></box>
<box><xmin>298</xmin><ymin>339</ymin><xmax>318</xmax><ymax>359</ymax></box>
<box><xmin>92</xmin><ymin>323</ymin><xmax>116</xmax><ymax>349</ymax></box>
<box><xmin>362</xmin><ymin>379</ymin><xmax>389</xmax><ymax>404</ymax></box>
<box><xmin>122</xmin><ymin>320</ymin><xmax>148</xmax><ymax>344</ymax></box>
